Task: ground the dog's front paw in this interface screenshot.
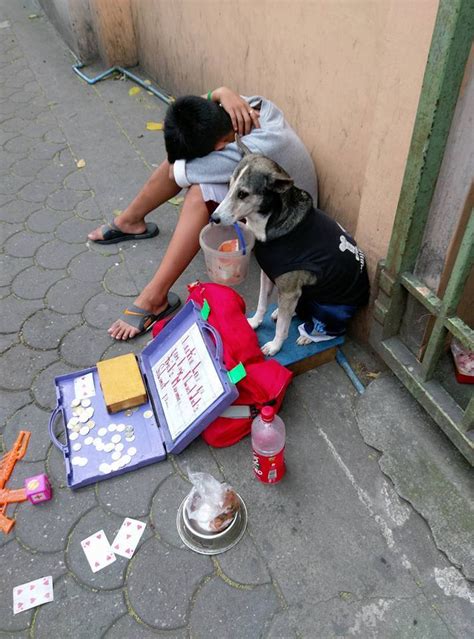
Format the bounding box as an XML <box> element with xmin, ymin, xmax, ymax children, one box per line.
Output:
<box><xmin>296</xmin><ymin>335</ymin><xmax>312</xmax><ymax>346</ymax></box>
<box><xmin>271</xmin><ymin>307</ymin><xmax>279</xmax><ymax>322</ymax></box>
<box><xmin>261</xmin><ymin>340</ymin><xmax>282</xmax><ymax>357</ymax></box>
<box><xmin>247</xmin><ymin>315</ymin><xmax>261</xmax><ymax>330</ymax></box>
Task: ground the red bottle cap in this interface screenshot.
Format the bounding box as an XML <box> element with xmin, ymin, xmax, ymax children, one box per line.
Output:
<box><xmin>261</xmin><ymin>406</ymin><xmax>275</xmax><ymax>422</ymax></box>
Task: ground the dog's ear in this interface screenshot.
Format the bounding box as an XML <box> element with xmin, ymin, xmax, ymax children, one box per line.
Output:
<box><xmin>235</xmin><ymin>134</ymin><xmax>252</xmax><ymax>156</ymax></box>
<box><xmin>268</xmin><ymin>168</ymin><xmax>294</xmax><ymax>193</ymax></box>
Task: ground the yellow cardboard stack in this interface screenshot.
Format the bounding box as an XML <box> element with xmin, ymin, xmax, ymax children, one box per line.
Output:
<box><xmin>97</xmin><ymin>354</ymin><xmax>147</xmax><ymax>414</ymax></box>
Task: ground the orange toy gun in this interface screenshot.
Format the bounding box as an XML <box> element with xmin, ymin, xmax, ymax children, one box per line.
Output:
<box><xmin>0</xmin><ymin>431</ymin><xmax>31</xmax><ymax>534</ymax></box>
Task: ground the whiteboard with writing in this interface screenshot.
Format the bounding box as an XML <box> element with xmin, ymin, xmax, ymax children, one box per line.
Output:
<box><xmin>151</xmin><ymin>323</ymin><xmax>224</xmax><ymax>440</ymax></box>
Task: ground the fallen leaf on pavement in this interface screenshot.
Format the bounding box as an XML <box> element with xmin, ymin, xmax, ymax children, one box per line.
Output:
<box><xmin>168</xmin><ymin>196</ymin><xmax>184</xmax><ymax>206</ymax></box>
<box><xmin>129</xmin><ymin>86</ymin><xmax>141</xmax><ymax>96</ymax></box>
<box><xmin>113</xmin><ymin>209</ymin><xmax>123</xmax><ymax>217</ymax></box>
<box><xmin>76</xmin><ymin>159</ymin><xmax>86</xmax><ymax>169</ymax></box>
<box><xmin>146</xmin><ymin>121</ymin><xmax>163</xmax><ymax>131</ymax></box>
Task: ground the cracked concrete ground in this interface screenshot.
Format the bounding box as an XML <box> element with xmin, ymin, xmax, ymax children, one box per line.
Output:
<box><xmin>1</xmin><ymin>2</ymin><xmax>473</xmax><ymax>638</ymax></box>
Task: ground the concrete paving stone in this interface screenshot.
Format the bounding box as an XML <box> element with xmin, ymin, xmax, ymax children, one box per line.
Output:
<box><xmin>0</xmin><ymin>197</ymin><xmax>41</xmax><ymax>222</ymax></box>
<box><xmin>66</xmin><ymin>505</ymin><xmax>147</xmax><ymax>590</ymax></box>
<box><xmin>150</xmin><ymin>472</ymin><xmax>191</xmax><ymax>549</ymax></box>
<box><xmin>17</xmin><ymin>179</ymin><xmax>59</xmax><ymax>203</ymax></box>
<box><xmin>97</xmin><ymin>458</ymin><xmax>173</xmax><ymax>519</ymax></box>
<box><xmin>0</xmin><ymin>332</ymin><xmax>18</xmax><ymax>353</ymax></box>
<box><xmin>0</xmin><ymin>542</ymin><xmax>66</xmax><ymax>633</ymax></box>
<box><xmin>47</xmin><ymin>280</ymin><xmax>102</xmax><ymax>320</ymax></box>
<box><xmin>0</xmin><ymin>285</ymin><xmax>10</xmax><ymax>298</ymax></box>
<box><xmin>103</xmin><ymin>261</ymin><xmax>140</xmax><ymax>297</ymax></box>
<box><xmin>83</xmin><ymin>291</ymin><xmax>136</xmax><ymax>329</ymax></box>
<box><xmin>46</xmin><ymin>440</ymin><xmax>69</xmax><ymax>489</ymax></box>
<box><xmin>11</xmin><ymin>156</ymin><xmax>49</xmax><ymax>177</ymax></box>
<box><xmin>67</xmin><ymin>248</ymin><xmax>118</xmax><ymax>281</ymax></box>
<box><xmin>288</xmin><ymin>595</ymin><xmax>451</xmax><ymax>639</ymax></box>
<box><xmin>190</xmin><ymin>577</ymin><xmax>280</xmax><ymax>639</ymax></box>
<box><xmin>216</xmin><ymin>535</ymin><xmax>271</xmax><ymax>587</ymax></box>
<box><xmin>18</xmin><ymin>121</ymin><xmax>55</xmax><ymax>140</ymax></box>
<box><xmin>60</xmin><ymin>324</ymin><xmax>113</xmax><ymax>367</ymax></box>
<box><xmin>28</xmin><ymin>141</ymin><xmax>65</xmax><ymax>161</ymax></box>
<box><xmin>36</xmin><ymin>238</ymin><xmax>86</xmax><ymax>269</ymax></box>
<box><xmin>63</xmin><ymin>170</ymin><xmax>91</xmax><ymax>192</ymax></box>
<box><xmin>74</xmin><ymin>196</ymin><xmax>104</xmax><ymax>221</ymax></box>
<box><xmin>25</xmin><ymin>206</ymin><xmax>71</xmax><ymax>233</ymax></box>
<box><xmin>4</xmin><ymin>229</ymin><xmax>48</xmax><ymax>257</ymax></box>
<box><xmin>0</xmin><ymin>220</ymin><xmax>24</xmax><ymax>241</ymax></box>
<box><xmin>15</xmin><ymin>482</ymin><xmax>97</xmax><ymax>553</ymax></box>
<box><xmin>34</xmin><ymin>574</ymin><xmax>126</xmax><ymax>639</ymax></box>
<box><xmin>46</xmin><ymin>187</ymin><xmax>88</xmax><ymax>211</ymax></box>
<box><xmin>1</xmin><ymin>116</ymin><xmax>29</xmax><ymax>132</ymax></box>
<box><xmin>35</xmin><ymin>161</ymin><xmax>74</xmax><ymax>184</ymax></box>
<box><xmin>0</xmin><ymin>151</ymin><xmax>25</xmax><ymax>172</ymax></box>
<box><xmin>356</xmin><ymin>376</ymin><xmax>474</xmax><ymax>580</ymax></box>
<box><xmin>12</xmin><ymin>265</ymin><xmax>67</xmax><ymax>300</ymax></box>
<box><xmin>22</xmin><ymin>308</ymin><xmax>81</xmax><ymax>350</ymax></box>
<box><xmin>31</xmin><ymin>360</ymin><xmax>77</xmax><ymax>410</ymax></box>
<box><xmin>0</xmin><ymin>171</ymin><xmax>33</xmax><ymax>195</ymax></box>
<box><xmin>0</xmin><ymin>294</ymin><xmax>43</xmax><ymax>333</ymax></box>
<box><xmin>0</xmin><ymin>344</ymin><xmax>57</xmax><ymax>391</ymax></box>
<box><xmin>104</xmin><ymin>613</ymin><xmax>188</xmax><ymax>639</ymax></box>
<box><xmin>127</xmin><ymin>537</ymin><xmax>213</xmax><ymax>629</ymax></box>
<box><xmin>0</xmin><ymin>389</ymin><xmax>31</xmax><ymax>431</ymax></box>
<box><xmin>101</xmin><ymin>336</ymin><xmax>144</xmax><ymax>361</ymax></box>
<box><xmin>4</xmin><ymin>402</ymin><xmax>53</xmax><ymax>461</ymax></box>
<box><xmin>4</xmin><ymin>102</ymin><xmax>47</xmax><ymax>123</ymax></box>
<box><xmin>172</xmin><ymin>438</ymin><xmax>225</xmax><ymax>483</ymax></box>
<box><xmin>44</xmin><ymin>128</ymin><xmax>66</xmax><ymax>145</ymax></box>
<box><xmin>0</xmin><ymin>128</ymin><xmax>18</xmax><ymax>145</ymax></box>
<box><xmin>265</xmin><ymin>609</ymin><xmax>297</xmax><ymax>639</ymax></box>
<box><xmin>10</xmin><ymin>89</ymin><xmax>43</xmax><ymax>105</ymax></box>
<box><xmin>3</xmin><ymin>136</ymin><xmax>35</xmax><ymax>156</ymax></box>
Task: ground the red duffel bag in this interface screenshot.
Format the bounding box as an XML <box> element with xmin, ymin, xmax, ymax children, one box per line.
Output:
<box><xmin>152</xmin><ymin>282</ymin><xmax>293</xmax><ymax>447</ymax></box>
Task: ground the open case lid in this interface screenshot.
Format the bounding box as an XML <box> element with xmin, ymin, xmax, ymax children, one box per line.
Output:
<box><xmin>139</xmin><ymin>300</ymin><xmax>239</xmax><ymax>455</ymax></box>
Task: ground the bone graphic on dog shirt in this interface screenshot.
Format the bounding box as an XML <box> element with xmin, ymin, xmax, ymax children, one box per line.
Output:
<box><xmin>338</xmin><ymin>235</ymin><xmax>359</xmax><ymax>260</ymax></box>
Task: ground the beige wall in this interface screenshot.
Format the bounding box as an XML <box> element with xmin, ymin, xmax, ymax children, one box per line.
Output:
<box><xmin>132</xmin><ymin>0</ymin><xmax>439</xmax><ymax>282</ymax></box>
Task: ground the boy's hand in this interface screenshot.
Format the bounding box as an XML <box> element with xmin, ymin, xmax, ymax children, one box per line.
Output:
<box><xmin>214</xmin><ymin>87</ymin><xmax>260</xmax><ymax>136</ymax></box>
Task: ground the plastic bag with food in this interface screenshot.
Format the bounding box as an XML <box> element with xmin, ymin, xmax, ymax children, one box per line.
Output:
<box><xmin>450</xmin><ymin>338</ymin><xmax>474</xmax><ymax>383</ymax></box>
<box><xmin>186</xmin><ymin>471</ymin><xmax>240</xmax><ymax>533</ymax></box>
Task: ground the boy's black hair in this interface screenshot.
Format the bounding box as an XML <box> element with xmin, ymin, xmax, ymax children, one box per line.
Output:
<box><xmin>164</xmin><ymin>96</ymin><xmax>233</xmax><ymax>164</ymax></box>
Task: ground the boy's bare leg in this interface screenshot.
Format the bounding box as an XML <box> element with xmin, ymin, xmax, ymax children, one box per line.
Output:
<box><xmin>88</xmin><ymin>160</ymin><xmax>180</xmax><ymax>241</ymax></box>
<box><xmin>109</xmin><ymin>184</ymin><xmax>213</xmax><ymax>340</ymax></box>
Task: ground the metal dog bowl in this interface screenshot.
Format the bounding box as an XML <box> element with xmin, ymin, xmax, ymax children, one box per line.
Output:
<box><xmin>176</xmin><ymin>493</ymin><xmax>248</xmax><ymax>555</ymax></box>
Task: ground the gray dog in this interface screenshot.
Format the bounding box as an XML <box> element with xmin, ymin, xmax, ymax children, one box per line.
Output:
<box><xmin>211</xmin><ymin>139</ymin><xmax>369</xmax><ymax>356</ymax></box>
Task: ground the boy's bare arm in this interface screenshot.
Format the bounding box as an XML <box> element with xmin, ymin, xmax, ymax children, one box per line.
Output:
<box><xmin>202</xmin><ymin>87</ymin><xmax>260</xmax><ymax>135</ymax></box>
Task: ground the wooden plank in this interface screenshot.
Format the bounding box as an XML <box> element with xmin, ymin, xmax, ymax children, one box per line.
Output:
<box><xmin>89</xmin><ymin>0</ymin><xmax>137</xmax><ymax>67</ymax></box>
<box><xmin>287</xmin><ymin>347</ymin><xmax>337</xmax><ymax>376</ymax></box>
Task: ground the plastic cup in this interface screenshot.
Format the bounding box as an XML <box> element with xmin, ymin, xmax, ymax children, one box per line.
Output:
<box><xmin>199</xmin><ymin>222</ymin><xmax>255</xmax><ymax>285</ymax></box>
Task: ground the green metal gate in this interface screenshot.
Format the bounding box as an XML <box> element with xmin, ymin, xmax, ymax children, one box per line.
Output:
<box><xmin>370</xmin><ymin>0</ymin><xmax>474</xmax><ymax>464</ymax></box>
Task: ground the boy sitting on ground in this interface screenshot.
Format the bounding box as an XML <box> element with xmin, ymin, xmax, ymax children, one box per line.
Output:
<box><xmin>88</xmin><ymin>87</ymin><xmax>318</xmax><ymax>340</ymax></box>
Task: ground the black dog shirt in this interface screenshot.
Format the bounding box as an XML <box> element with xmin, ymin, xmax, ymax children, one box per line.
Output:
<box><xmin>254</xmin><ymin>207</ymin><xmax>370</xmax><ymax>307</ymax></box>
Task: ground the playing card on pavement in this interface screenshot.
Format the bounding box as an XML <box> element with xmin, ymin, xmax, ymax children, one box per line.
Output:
<box><xmin>80</xmin><ymin>529</ymin><xmax>116</xmax><ymax>573</ymax></box>
<box><xmin>13</xmin><ymin>576</ymin><xmax>54</xmax><ymax>614</ymax></box>
<box><xmin>111</xmin><ymin>517</ymin><xmax>146</xmax><ymax>559</ymax></box>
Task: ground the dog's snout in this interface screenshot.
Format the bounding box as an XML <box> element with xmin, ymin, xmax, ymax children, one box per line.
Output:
<box><xmin>211</xmin><ymin>214</ymin><xmax>221</xmax><ymax>224</ymax></box>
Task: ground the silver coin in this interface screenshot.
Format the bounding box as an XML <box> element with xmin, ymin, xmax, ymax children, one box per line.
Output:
<box><xmin>85</xmin><ymin>407</ymin><xmax>94</xmax><ymax>419</ymax></box>
<box><xmin>87</xmin><ymin>420</ymin><xmax>95</xmax><ymax>430</ymax></box>
<box><xmin>72</xmin><ymin>423</ymin><xmax>82</xmax><ymax>433</ymax></box>
<box><xmin>98</xmin><ymin>427</ymin><xmax>107</xmax><ymax>437</ymax></box>
<box><xmin>116</xmin><ymin>423</ymin><xmax>125</xmax><ymax>433</ymax></box>
<box><xmin>120</xmin><ymin>454</ymin><xmax>131</xmax><ymax>466</ymax></box>
<box><xmin>93</xmin><ymin>436</ymin><xmax>102</xmax><ymax>446</ymax></box>
<box><xmin>71</xmin><ymin>455</ymin><xmax>82</xmax><ymax>465</ymax></box>
<box><xmin>84</xmin><ymin>436</ymin><xmax>94</xmax><ymax>445</ymax></box>
<box><xmin>81</xmin><ymin>398</ymin><xmax>91</xmax><ymax>408</ymax></box>
<box><xmin>124</xmin><ymin>409</ymin><xmax>133</xmax><ymax>417</ymax></box>
<box><xmin>110</xmin><ymin>460</ymin><xmax>121</xmax><ymax>471</ymax></box>
<box><xmin>79</xmin><ymin>456</ymin><xmax>88</xmax><ymax>466</ymax></box>
<box><xmin>111</xmin><ymin>450</ymin><xmax>121</xmax><ymax>461</ymax></box>
<box><xmin>104</xmin><ymin>443</ymin><xmax>115</xmax><ymax>453</ymax></box>
<box><xmin>75</xmin><ymin>405</ymin><xmax>85</xmax><ymax>415</ymax></box>
<box><xmin>96</xmin><ymin>441</ymin><xmax>105</xmax><ymax>452</ymax></box>
<box><xmin>125</xmin><ymin>435</ymin><xmax>135</xmax><ymax>442</ymax></box>
<box><xmin>108</xmin><ymin>423</ymin><xmax>117</xmax><ymax>432</ymax></box>
<box><xmin>79</xmin><ymin>426</ymin><xmax>89</xmax><ymax>436</ymax></box>
<box><xmin>115</xmin><ymin>443</ymin><xmax>124</xmax><ymax>452</ymax></box>
<box><xmin>111</xmin><ymin>434</ymin><xmax>121</xmax><ymax>444</ymax></box>
<box><xmin>143</xmin><ymin>410</ymin><xmax>153</xmax><ymax>419</ymax></box>
<box><xmin>72</xmin><ymin>442</ymin><xmax>82</xmax><ymax>451</ymax></box>
<box><xmin>127</xmin><ymin>447</ymin><xmax>137</xmax><ymax>456</ymax></box>
<box><xmin>71</xmin><ymin>398</ymin><xmax>81</xmax><ymax>408</ymax></box>
<box><xmin>99</xmin><ymin>462</ymin><xmax>111</xmax><ymax>474</ymax></box>
<box><xmin>69</xmin><ymin>432</ymin><xmax>79</xmax><ymax>441</ymax></box>
<box><xmin>67</xmin><ymin>416</ymin><xmax>79</xmax><ymax>426</ymax></box>
<box><xmin>79</xmin><ymin>413</ymin><xmax>89</xmax><ymax>424</ymax></box>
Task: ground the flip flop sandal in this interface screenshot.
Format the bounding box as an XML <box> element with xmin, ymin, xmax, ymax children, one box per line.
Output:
<box><xmin>93</xmin><ymin>220</ymin><xmax>159</xmax><ymax>245</ymax></box>
<box><xmin>120</xmin><ymin>292</ymin><xmax>181</xmax><ymax>337</ymax></box>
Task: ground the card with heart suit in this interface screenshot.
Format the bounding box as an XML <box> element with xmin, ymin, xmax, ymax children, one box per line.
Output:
<box><xmin>13</xmin><ymin>576</ymin><xmax>54</xmax><ymax>614</ymax></box>
<box><xmin>111</xmin><ymin>517</ymin><xmax>146</xmax><ymax>559</ymax></box>
<box><xmin>80</xmin><ymin>529</ymin><xmax>116</xmax><ymax>573</ymax></box>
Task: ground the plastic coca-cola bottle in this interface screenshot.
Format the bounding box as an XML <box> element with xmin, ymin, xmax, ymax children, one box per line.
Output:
<box><xmin>251</xmin><ymin>406</ymin><xmax>286</xmax><ymax>484</ymax></box>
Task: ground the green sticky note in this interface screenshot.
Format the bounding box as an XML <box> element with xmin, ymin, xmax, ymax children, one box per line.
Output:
<box><xmin>227</xmin><ymin>362</ymin><xmax>246</xmax><ymax>384</ymax></box>
<box><xmin>200</xmin><ymin>299</ymin><xmax>211</xmax><ymax>320</ymax></box>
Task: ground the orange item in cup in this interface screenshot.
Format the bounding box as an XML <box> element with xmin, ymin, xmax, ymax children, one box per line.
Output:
<box><xmin>218</xmin><ymin>239</ymin><xmax>239</xmax><ymax>252</ymax></box>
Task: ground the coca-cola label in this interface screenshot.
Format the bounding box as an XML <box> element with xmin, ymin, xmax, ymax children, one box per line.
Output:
<box><xmin>252</xmin><ymin>447</ymin><xmax>285</xmax><ymax>484</ymax></box>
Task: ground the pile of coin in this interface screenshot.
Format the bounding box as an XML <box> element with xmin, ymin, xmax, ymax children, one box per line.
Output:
<box><xmin>67</xmin><ymin>397</ymin><xmax>139</xmax><ymax>474</ymax></box>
